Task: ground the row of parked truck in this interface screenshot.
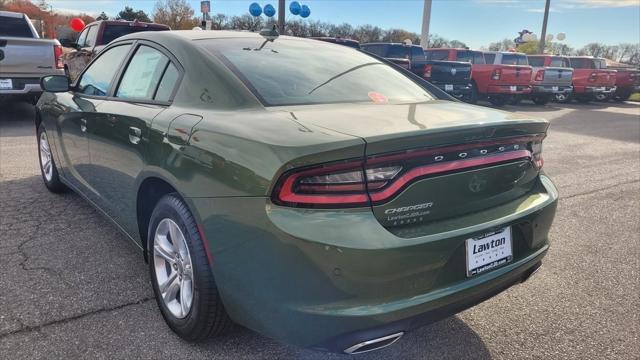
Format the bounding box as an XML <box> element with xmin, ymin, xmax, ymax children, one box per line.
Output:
<box><xmin>316</xmin><ymin>37</ymin><xmax>640</xmax><ymax>107</ymax></box>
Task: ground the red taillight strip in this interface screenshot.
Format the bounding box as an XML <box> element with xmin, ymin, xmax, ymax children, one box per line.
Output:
<box><xmin>368</xmin><ymin>149</ymin><xmax>531</xmax><ymax>202</ymax></box>
<box><xmin>366</xmin><ymin>135</ymin><xmax>543</xmax><ymax>165</ymax></box>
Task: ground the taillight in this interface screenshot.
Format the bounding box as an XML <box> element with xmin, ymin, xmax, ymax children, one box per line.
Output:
<box><xmin>589</xmin><ymin>72</ymin><xmax>598</xmax><ymax>82</ymax></box>
<box><xmin>423</xmin><ymin>64</ymin><xmax>432</xmax><ymax>78</ymax></box>
<box><xmin>491</xmin><ymin>68</ymin><xmax>502</xmax><ymax>80</ymax></box>
<box><xmin>535</xmin><ymin>69</ymin><xmax>545</xmax><ymax>81</ymax></box>
<box><xmin>272</xmin><ymin>135</ymin><xmax>545</xmax><ymax>208</ymax></box>
<box><xmin>54</xmin><ymin>45</ymin><xmax>64</xmax><ymax>69</ymax></box>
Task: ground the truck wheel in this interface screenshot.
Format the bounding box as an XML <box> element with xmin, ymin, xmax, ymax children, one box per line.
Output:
<box><xmin>613</xmin><ymin>92</ymin><xmax>631</xmax><ymax>102</ymax></box>
<box><xmin>37</xmin><ymin>125</ymin><xmax>67</xmax><ymax>193</ymax></box>
<box><xmin>488</xmin><ymin>95</ymin><xmax>507</xmax><ymax>107</ymax></box>
<box><xmin>507</xmin><ymin>96</ymin><xmax>521</xmax><ymax>105</ymax></box>
<box><xmin>532</xmin><ymin>95</ymin><xmax>550</xmax><ymax>105</ymax></box>
<box><xmin>594</xmin><ymin>93</ymin><xmax>609</xmax><ymax>102</ymax></box>
<box><xmin>554</xmin><ymin>93</ymin><xmax>571</xmax><ymax>103</ymax></box>
<box><xmin>149</xmin><ymin>194</ymin><xmax>233</xmax><ymax>342</ymax></box>
<box><xmin>462</xmin><ymin>84</ymin><xmax>478</xmax><ymax>104</ymax></box>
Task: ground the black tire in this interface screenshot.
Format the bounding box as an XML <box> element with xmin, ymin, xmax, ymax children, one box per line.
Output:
<box><xmin>37</xmin><ymin>125</ymin><xmax>67</xmax><ymax>193</ymax></box>
<box><xmin>148</xmin><ymin>194</ymin><xmax>232</xmax><ymax>342</ymax></box>
<box><xmin>594</xmin><ymin>93</ymin><xmax>609</xmax><ymax>102</ymax></box>
<box><xmin>507</xmin><ymin>96</ymin><xmax>521</xmax><ymax>105</ymax></box>
<box><xmin>613</xmin><ymin>92</ymin><xmax>632</xmax><ymax>102</ymax></box>
<box><xmin>532</xmin><ymin>95</ymin><xmax>550</xmax><ymax>105</ymax></box>
<box><xmin>462</xmin><ymin>83</ymin><xmax>478</xmax><ymax>104</ymax></box>
<box><xmin>554</xmin><ymin>93</ymin><xmax>571</xmax><ymax>103</ymax></box>
<box><xmin>488</xmin><ymin>95</ymin><xmax>507</xmax><ymax>107</ymax></box>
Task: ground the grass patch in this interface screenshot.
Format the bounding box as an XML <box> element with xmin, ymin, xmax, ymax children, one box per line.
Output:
<box><xmin>630</xmin><ymin>93</ymin><xmax>640</xmax><ymax>102</ymax></box>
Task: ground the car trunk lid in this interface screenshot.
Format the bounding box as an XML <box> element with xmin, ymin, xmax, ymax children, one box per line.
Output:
<box><xmin>0</xmin><ymin>37</ymin><xmax>57</xmax><ymax>76</ymax></box>
<box><xmin>276</xmin><ymin>101</ymin><xmax>548</xmax><ymax>231</ymax></box>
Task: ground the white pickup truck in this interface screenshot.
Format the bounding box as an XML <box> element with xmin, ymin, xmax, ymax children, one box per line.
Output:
<box><xmin>0</xmin><ymin>10</ymin><xmax>65</xmax><ymax>104</ymax></box>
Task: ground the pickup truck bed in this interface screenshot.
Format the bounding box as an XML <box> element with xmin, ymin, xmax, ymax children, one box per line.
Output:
<box><xmin>0</xmin><ymin>11</ymin><xmax>64</xmax><ymax>103</ymax></box>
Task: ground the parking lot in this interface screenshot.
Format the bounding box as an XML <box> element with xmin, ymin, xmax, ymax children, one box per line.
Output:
<box><xmin>0</xmin><ymin>100</ymin><xmax>638</xmax><ymax>359</ymax></box>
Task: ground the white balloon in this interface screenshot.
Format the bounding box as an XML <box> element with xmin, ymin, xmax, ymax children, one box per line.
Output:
<box><xmin>557</xmin><ymin>32</ymin><xmax>566</xmax><ymax>41</ymax></box>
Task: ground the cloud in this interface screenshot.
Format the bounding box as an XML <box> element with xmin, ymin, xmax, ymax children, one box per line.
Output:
<box><xmin>526</xmin><ymin>7</ymin><xmax>561</xmax><ymax>13</ymax></box>
<box><xmin>557</xmin><ymin>0</ymin><xmax>639</xmax><ymax>8</ymax></box>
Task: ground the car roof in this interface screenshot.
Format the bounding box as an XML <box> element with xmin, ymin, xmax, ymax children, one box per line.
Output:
<box><xmin>0</xmin><ymin>10</ymin><xmax>25</xmax><ymax>18</ymax></box>
<box><xmin>85</xmin><ymin>19</ymin><xmax>170</xmax><ymax>29</ymax></box>
<box><xmin>116</xmin><ymin>29</ymin><xmax>278</xmax><ymax>43</ymax></box>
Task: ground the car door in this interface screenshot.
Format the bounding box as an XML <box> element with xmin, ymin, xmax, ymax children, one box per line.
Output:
<box><xmin>55</xmin><ymin>43</ymin><xmax>133</xmax><ymax>201</ymax></box>
<box><xmin>87</xmin><ymin>42</ymin><xmax>182</xmax><ymax>234</ymax></box>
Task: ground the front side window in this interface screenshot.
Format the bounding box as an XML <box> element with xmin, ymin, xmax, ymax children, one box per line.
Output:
<box><xmin>501</xmin><ymin>54</ymin><xmax>528</xmax><ymax>65</ymax></box>
<box><xmin>203</xmin><ymin>38</ymin><xmax>434</xmax><ymax>106</ymax></box>
<box><xmin>455</xmin><ymin>50</ymin><xmax>471</xmax><ymax>62</ymax></box>
<box><xmin>78</xmin><ymin>44</ymin><xmax>131</xmax><ymax>96</ymax></box>
<box><xmin>76</xmin><ymin>28</ymin><xmax>89</xmax><ymax>47</ymax></box>
<box><xmin>116</xmin><ymin>45</ymin><xmax>171</xmax><ymax>100</ymax></box>
<box><xmin>84</xmin><ymin>26</ymin><xmax>98</xmax><ymax>47</ymax></box>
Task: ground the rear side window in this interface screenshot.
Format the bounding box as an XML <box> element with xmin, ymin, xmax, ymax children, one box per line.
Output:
<box><xmin>78</xmin><ymin>44</ymin><xmax>132</xmax><ymax>96</ymax></box>
<box><xmin>155</xmin><ymin>63</ymin><xmax>180</xmax><ymax>102</ymax></box>
<box><xmin>501</xmin><ymin>54</ymin><xmax>528</xmax><ymax>65</ymax></box>
<box><xmin>484</xmin><ymin>53</ymin><xmax>496</xmax><ymax>64</ymax></box>
<box><xmin>426</xmin><ymin>50</ymin><xmax>450</xmax><ymax>61</ymax></box>
<box><xmin>528</xmin><ymin>56</ymin><xmax>544</xmax><ymax>67</ymax></box>
<box><xmin>116</xmin><ymin>45</ymin><xmax>173</xmax><ymax>101</ymax></box>
<box><xmin>0</xmin><ymin>15</ymin><xmax>34</xmax><ymax>38</ymax></box>
<box><xmin>362</xmin><ymin>44</ymin><xmax>384</xmax><ymax>56</ymax></box>
<box><xmin>549</xmin><ymin>57</ymin><xmax>570</xmax><ymax>67</ymax></box>
<box><xmin>102</xmin><ymin>25</ymin><xmax>167</xmax><ymax>45</ymax></box>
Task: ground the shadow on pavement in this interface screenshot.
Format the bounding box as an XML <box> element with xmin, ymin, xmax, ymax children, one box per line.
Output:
<box><xmin>549</xmin><ymin>108</ymin><xmax>640</xmax><ymax>144</ymax></box>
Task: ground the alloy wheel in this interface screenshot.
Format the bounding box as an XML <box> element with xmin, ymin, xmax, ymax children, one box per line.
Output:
<box><xmin>153</xmin><ymin>218</ymin><xmax>194</xmax><ymax>319</ymax></box>
<box><xmin>39</xmin><ymin>131</ymin><xmax>53</xmax><ymax>182</ymax></box>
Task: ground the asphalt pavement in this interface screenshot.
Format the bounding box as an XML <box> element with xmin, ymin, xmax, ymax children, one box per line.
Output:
<box><xmin>0</xmin><ymin>100</ymin><xmax>638</xmax><ymax>359</ymax></box>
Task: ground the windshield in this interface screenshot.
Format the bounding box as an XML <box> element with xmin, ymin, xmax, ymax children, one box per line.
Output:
<box><xmin>102</xmin><ymin>25</ymin><xmax>167</xmax><ymax>44</ymax></box>
<box><xmin>202</xmin><ymin>38</ymin><xmax>434</xmax><ymax>106</ymax></box>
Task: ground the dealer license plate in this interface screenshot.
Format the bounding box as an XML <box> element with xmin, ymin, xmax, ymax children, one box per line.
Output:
<box><xmin>445</xmin><ymin>84</ymin><xmax>454</xmax><ymax>92</ymax></box>
<box><xmin>552</xmin><ymin>86</ymin><xmax>559</xmax><ymax>91</ymax></box>
<box><xmin>509</xmin><ymin>86</ymin><xmax>517</xmax><ymax>92</ymax></box>
<box><xmin>466</xmin><ymin>227</ymin><xmax>513</xmax><ymax>277</ymax></box>
<box><xmin>0</xmin><ymin>79</ymin><xmax>13</xmax><ymax>90</ymax></box>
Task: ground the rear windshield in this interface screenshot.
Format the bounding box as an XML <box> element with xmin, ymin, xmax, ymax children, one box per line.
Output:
<box><xmin>501</xmin><ymin>54</ymin><xmax>528</xmax><ymax>65</ymax></box>
<box><xmin>102</xmin><ymin>25</ymin><xmax>167</xmax><ymax>44</ymax></box>
<box><xmin>484</xmin><ymin>53</ymin><xmax>496</xmax><ymax>64</ymax></box>
<box><xmin>527</xmin><ymin>56</ymin><xmax>544</xmax><ymax>67</ymax></box>
<box><xmin>426</xmin><ymin>50</ymin><xmax>449</xmax><ymax>61</ymax></box>
<box><xmin>570</xmin><ymin>58</ymin><xmax>605</xmax><ymax>69</ymax></box>
<box><xmin>0</xmin><ymin>16</ymin><xmax>33</xmax><ymax>38</ymax></box>
<box><xmin>549</xmin><ymin>57</ymin><xmax>570</xmax><ymax>67</ymax></box>
<box><xmin>203</xmin><ymin>38</ymin><xmax>434</xmax><ymax>106</ymax></box>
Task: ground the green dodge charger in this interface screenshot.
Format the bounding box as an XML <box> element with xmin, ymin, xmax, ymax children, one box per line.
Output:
<box><xmin>35</xmin><ymin>30</ymin><xmax>558</xmax><ymax>354</ymax></box>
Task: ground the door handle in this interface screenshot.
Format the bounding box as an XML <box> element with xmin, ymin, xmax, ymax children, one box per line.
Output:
<box><xmin>129</xmin><ymin>127</ymin><xmax>141</xmax><ymax>145</ymax></box>
<box><xmin>80</xmin><ymin>118</ymin><xmax>87</xmax><ymax>133</ymax></box>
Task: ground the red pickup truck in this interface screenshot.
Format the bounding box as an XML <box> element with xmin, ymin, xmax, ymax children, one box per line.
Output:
<box><xmin>426</xmin><ymin>48</ymin><xmax>532</xmax><ymax>106</ymax></box>
<box><xmin>568</xmin><ymin>57</ymin><xmax>617</xmax><ymax>103</ymax></box>
<box><xmin>611</xmin><ymin>68</ymin><xmax>639</xmax><ymax>102</ymax></box>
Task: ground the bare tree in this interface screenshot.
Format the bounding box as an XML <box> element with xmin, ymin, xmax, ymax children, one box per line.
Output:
<box><xmin>229</xmin><ymin>14</ymin><xmax>263</xmax><ymax>31</ymax></box>
<box><xmin>209</xmin><ymin>13</ymin><xmax>228</xmax><ymax>30</ymax></box>
<box><xmin>354</xmin><ymin>24</ymin><xmax>383</xmax><ymax>43</ymax></box>
<box><xmin>488</xmin><ymin>38</ymin><xmax>515</xmax><ymax>51</ymax></box>
<box><xmin>152</xmin><ymin>0</ymin><xmax>198</xmax><ymax>30</ymax></box>
<box><xmin>383</xmin><ymin>28</ymin><xmax>419</xmax><ymax>43</ymax></box>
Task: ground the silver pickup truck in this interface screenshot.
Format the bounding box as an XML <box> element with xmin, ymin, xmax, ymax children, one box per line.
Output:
<box><xmin>527</xmin><ymin>55</ymin><xmax>574</xmax><ymax>104</ymax></box>
<box><xmin>0</xmin><ymin>11</ymin><xmax>65</xmax><ymax>103</ymax></box>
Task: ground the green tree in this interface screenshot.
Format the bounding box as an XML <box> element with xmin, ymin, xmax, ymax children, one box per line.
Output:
<box><xmin>117</xmin><ymin>6</ymin><xmax>151</xmax><ymax>22</ymax></box>
<box><xmin>96</xmin><ymin>11</ymin><xmax>109</xmax><ymax>21</ymax></box>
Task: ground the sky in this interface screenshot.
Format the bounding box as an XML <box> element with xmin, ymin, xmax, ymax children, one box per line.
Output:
<box><xmin>46</xmin><ymin>0</ymin><xmax>640</xmax><ymax>49</ymax></box>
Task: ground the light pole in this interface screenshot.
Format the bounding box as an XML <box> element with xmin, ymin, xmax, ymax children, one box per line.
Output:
<box><xmin>278</xmin><ymin>0</ymin><xmax>285</xmax><ymax>34</ymax></box>
<box><xmin>538</xmin><ymin>0</ymin><xmax>551</xmax><ymax>54</ymax></box>
<box><xmin>420</xmin><ymin>0</ymin><xmax>432</xmax><ymax>50</ymax></box>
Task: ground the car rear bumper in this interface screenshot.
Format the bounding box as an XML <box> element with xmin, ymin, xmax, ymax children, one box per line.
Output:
<box><xmin>431</xmin><ymin>82</ymin><xmax>473</xmax><ymax>96</ymax></box>
<box><xmin>0</xmin><ymin>77</ymin><xmax>42</xmax><ymax>95</ymax></box>
<box><xmin>486</xmin><ymin>85</ymin><xmax>532</xmax><ymax>95</ymax></box>
<box><xmin>574</xmin><ymin>85</ymin><xmax>617</xmax><ymax>94</ymax></box>
<box><xmin>189</xmin><ymin>174</ymin><xmax>558</xmax><ymax>352</ymax></box>
<box><xmin>532</xmin><ymin>85</ymin><xmax>573</xmax><ymax>94</ymax></box>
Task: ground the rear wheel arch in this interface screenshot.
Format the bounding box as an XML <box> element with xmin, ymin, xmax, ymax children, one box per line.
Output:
<box><xmin>137</xmin><ymin>176</ymin><xmax>183</xmax><ymax>262</ymax></box>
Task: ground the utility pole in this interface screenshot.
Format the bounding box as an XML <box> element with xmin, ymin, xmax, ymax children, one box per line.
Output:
<box><xmin>278</xmin><ymin>0</ymin><xmax>285</xmax><ymax>34</ymax></box>
<box><xmin>420</xmin><ymin>0</ymin><xmax>432</xmax><ymax>50</ymax></box>
<box><xmin>538</xmin><ymin>0</ymin><xmax>551</xmax><ymax>54</ymax></box>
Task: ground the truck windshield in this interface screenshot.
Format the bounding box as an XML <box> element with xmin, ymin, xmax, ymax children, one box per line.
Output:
<box><xmin>102</xmin><ymin>25</ymin><xmax>167</xmax><ymax>44</ymax></box>
<box><xmin>0</xmin><ymin>15</ymin><xmax>33</xmax><ymax>38</ymax></box>
<box><xmin>202</xmin><ymin>38</ymin><xmax>434</xmax><ymax>106</ymax></box>
<box><xmin>501</xmin><ymin>54</ymin><xmax>528</xmax><ymax>65</ymax></box>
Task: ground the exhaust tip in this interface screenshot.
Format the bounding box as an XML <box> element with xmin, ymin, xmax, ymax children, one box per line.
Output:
<box><xmin>344</xmin><ymin>332</ymin><xmax>404</xmax><ymax>355</ymax></box>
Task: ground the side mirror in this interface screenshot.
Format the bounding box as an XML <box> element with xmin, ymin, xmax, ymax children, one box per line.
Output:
<box><xmin>41</xmin><ymin>75</ymin><xmax>70</xmax><ymax>93</ymax></box>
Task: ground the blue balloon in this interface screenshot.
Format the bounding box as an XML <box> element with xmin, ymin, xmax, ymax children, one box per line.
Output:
<box><xmin>264</xmin><ymin>4</ymin><xmax>276</xmax><ymax>17</ymax></box>
<box><xmin>249</xmin><ymin>2</ymin><xmax>262</xmax><ymax>16</ymax></box>
<box><xmin>300</xmin><ymin>4</ymin><xmax>310</xmax><ymax>18</ymax></box>
<box><xmin>289</xmin><ymin>1</ymin><xmax>301</xmax><ymax>15</ymax></box>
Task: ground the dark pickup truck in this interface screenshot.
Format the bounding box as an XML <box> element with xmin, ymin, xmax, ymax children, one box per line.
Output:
<box><xmin>61</xmin><ymin>20</ymin><xmax>170</xmax><ymax>80</ymax></box>
<box><xmin>362</xmin><ymin>43</ymin><xmax>474</xmax><ymax>103</ymax></box>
